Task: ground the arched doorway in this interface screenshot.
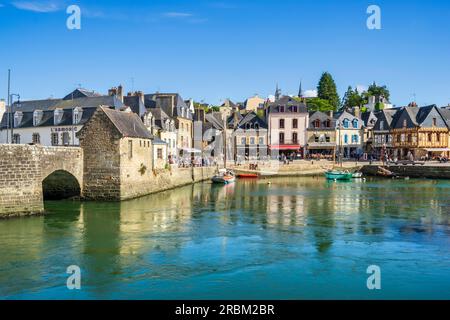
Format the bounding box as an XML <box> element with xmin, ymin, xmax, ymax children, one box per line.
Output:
<box><xmin>42</xmin><ymin>170</ymin><xmax>81</xmax><ymax>200</ymax></box>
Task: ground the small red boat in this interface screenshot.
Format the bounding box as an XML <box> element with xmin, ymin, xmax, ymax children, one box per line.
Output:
<box><xmin>237</xmin><ymin>173</ymin><xmax>259</xmax><ymax>179</ymax></box>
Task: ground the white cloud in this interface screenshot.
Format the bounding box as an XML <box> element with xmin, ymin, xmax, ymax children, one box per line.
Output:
<box><xmin>303</xmin><ymin>89</ymin><xmax>318</xmax><ymax>98</ymax></box>
<box><xmin>356</xmin><ymin>85</ymin><xmax>368</xmax><ymax>93</ymax></box>
<box><xmin>163</xmin><ymin>12</ymin><xmax>193</xmax><ymax>18</ymax></box>
<box><xmin>12</xmin><ymin>1</ymin><xmax>61</xmax><ymax>13</ymax></box>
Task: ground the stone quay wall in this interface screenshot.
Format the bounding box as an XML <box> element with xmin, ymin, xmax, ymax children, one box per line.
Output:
<box><xmin>361</xmin><ymin>164</ymin><xmax>450</xmax><ymax>179</ymax></box>
<box><xmin>119</xmin><ymin>166</ymin><xmax>218</xmax><ymax>201</ymax></box>
<box><xmin>0</xmin><ymin>144</ymin><xmax>83</xmax><ymax>218</ymax></box>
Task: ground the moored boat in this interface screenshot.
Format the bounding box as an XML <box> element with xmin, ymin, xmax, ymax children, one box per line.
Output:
<box><xmin>352</xmin><ymin>172</ymin><xmax>363</xmax><ymax>178</ymax></box>
<box><xmin>237</xmin><ymin>173</ymin><xmax>259</xmax><ymax>179</ymax></box>
<box><xmin>212</xmin><ymin>169</ymin><xmax>236</xmax><ymax>184</ymax></box>
<box><xmin>325</xmin><ymin>170</ymin><xmax>353</xmax><ymax>180</ymax></box>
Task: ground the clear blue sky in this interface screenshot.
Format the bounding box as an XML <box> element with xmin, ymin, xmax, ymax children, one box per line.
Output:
<box><xmin>0</xmin><ymin>0</ymin><xmax>449</xmax><ymax>106</ymax></box>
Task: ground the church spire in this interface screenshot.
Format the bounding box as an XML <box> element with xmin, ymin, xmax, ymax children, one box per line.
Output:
<box><xmin>298</xmin><ymin>80</ymin><xmax>303</xmax><ymax>98</ymax></box>
<box><xmin>275</xmin><ymin>83</ymin><xmax>281</xmax><ymax>101</ymax></box>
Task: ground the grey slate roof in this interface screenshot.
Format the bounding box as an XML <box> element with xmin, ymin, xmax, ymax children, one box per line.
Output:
<box><xmin>236</xmin><ymin>111</ymin><xmax>268</xmax><ymax>130</ymax></box>
<box><xmin>226</xmin><ymin>112</ymin><xmax>244</xmax><ymax>129</ymax></box>
<box><xmin>373</xmin><ymin>108</ymin><xmax>399</xmax><ymax>131</ymax></box>
<box><xmin>101</xmin><ymin>107</ymin><xmax>152</xmax><ymax>139</ymax></box>
<box><xmin>437</xmin><ymin>108</ymin><xmax>450</xmax><ymax>128</ymax></box>
<box><xmin>11</xmin><ymin>95</ymin><xmax>124</xmax><ymax>112</ymax></box>
<box><xmin>268</xmin><ymin>96</ymin><xmax>308</xmax><ymax>113</ymax></box>
<box><xmin>144</xmin><ymin>93</ymin><xmax>193</xmax><ymax>120</ymax></box>
<box><xmin>123</xmin><ymin>95</ymin><xmax>145</xmax><ymax>117</ymax></box>
<box><xmin>0</xmin><ymin>107</ymin><xmax>96</xmax><ymax>129</ymax></box>
<box><xmin>63</xmin><ymin>88</ymin><xmax>101</xmax><ymax>100</ymax></box>
<box><xmin>308</xmin><ymin>111</ymin><xmax>336</xmax><ymax>129</ymax></box>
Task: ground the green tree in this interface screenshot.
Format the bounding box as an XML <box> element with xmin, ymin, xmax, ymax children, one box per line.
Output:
<box><xmin>367</xmin><ymin>82</ymin><xmax>390</xmax><ymax>101</ymax></box>
<box><xmin>306</xmin><ymin>98</ymin><xmax>335</xmax><ymax>112</ymax></box>
<box><xmin>317</xmin><ymin>72</ymin><xmax>340</xmax><ymax>110</ymax></box>
<box><xmin>342</xmin><ymin>86</ymin><xmax>364</xmax><ymax>110</ymax></box>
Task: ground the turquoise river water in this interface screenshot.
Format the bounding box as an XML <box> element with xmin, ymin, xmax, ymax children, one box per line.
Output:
<box><xmin>0</xmin><ymin>177</ymin><xmax>449</xmax><ymax>299</ymax></box>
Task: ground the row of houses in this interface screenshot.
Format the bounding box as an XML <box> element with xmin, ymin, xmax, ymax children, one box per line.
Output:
<box><xmin>1</xmin><ymin>86</ymin><xmax>449</xmax><ymax>164</ymax></box>
<box><xmin>216</xmin><ymin>97</ymin><xmax>450</xmax><ymax>161</ymax></box>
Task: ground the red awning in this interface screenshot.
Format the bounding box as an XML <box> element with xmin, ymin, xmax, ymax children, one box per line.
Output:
<box><xmin>269</xmin><ymin>145</ymin><xmax>301</xmax><ymax>150</ymax></box>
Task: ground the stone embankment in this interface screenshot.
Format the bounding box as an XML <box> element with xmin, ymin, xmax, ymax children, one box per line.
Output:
<box><xmin>229</xmin><ymin>160</ymin><xmax>362</xmax><ymax>177</ymax></box>
<box><xmin>361</xmin><ymin>163</ymin><xmax>450</xmax><ymax>179</ymax></box>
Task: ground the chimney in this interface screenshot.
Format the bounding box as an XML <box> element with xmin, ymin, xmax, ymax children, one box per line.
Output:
<box><xmin>117</xmin><ymin>85</ymin><xmax>123</xmax><ymax>103</ymax></box>
<box><xmin>328</xmin><ymin>110</ymin><xmax>333</xmax><ymax>118</ymax></box>
<box><xmin>108</xmin><ymin>87</ymin><xmax>117</xmax><ymax>97</ymax></box>
<box><xmin>353</xmin><ymin>106</ymin><xmax>360</xmax><ymax>118</ymax></box>
<box><xmin>136</xmin><ymin>91</ymin><xmax>144</xmax><ymax>105</ymax></box>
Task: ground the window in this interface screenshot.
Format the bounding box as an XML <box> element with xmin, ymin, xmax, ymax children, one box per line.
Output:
<box><xmin>325</xmin><ymin>120</ymin><xmax>331</xmax><ymax>128</ymax></box>
<box><xmin>397</xmin><ymin>134</ymin><xmax>401</xmax><ymax>143</ymax></box>
<box><xmin>403</xmin><ymin>119</ymin><xmax>407</xmax><ymax>128</ymax></box>
<box><xmin>433</xmin><ymin>118</ymin><xmax>437</xmax><ymax>126</ymax></box>
<box><xmin>51</xmin><ymin>133</ymin><xmax>59</xmax><ymax>146</ymax></box>
<box><xmin>157</xmin><ymin>148</ymin><xmax>163</xmax><ymax>159</ymax></box>
<box><xmin>128</xmin><ymin>140</ymin><xmax>133</xmax><ymax>159</ymax></box>
<box><xmin>292</xmin><ymin>106</ymin><xmax>298</xmax><ymax>113</ymax></box>
<box><xmin>280</xmin><ymin>106</ymin><xmax>285</xmax><ymax>113</ymax></box>
<box><xmin>241</xmin><ymin>137</ymin><xmax>246</xmax><ymax>145</ymax></box>
<box><xmin>54</xmin><ymin>109</ymin><xmax>63</xmax><ymax>125</ymax></box>
<box><xmin>325</xmin><ymin>135</ymin><xmax>331</xmax><ymax>143</ymax></box>
<box><xmin>33</xmin><ymin>110</ymin><xmax>43</xmax><ymax>127</ymax></box>
<box><xmin>32</xmin><ymin>133</ymin><xmax>41</xmax><ymax>144</ymax></box>
<box><xmin>352</xmin><ymin>135</ymin><xmax>358</xmax><ymax>143</ymax></box>
<box><xmin>258</xmin><ymin>137</ymin><xmax>264</xmax><ymax>145</ymax></box>
<box><xmin>12</xmin><ymin>134</ymin><xmax>20</xmax><ymax>144</ymax></box>
<box><xmin>352</xmin><ymin>119</ymin><xmax>359</xmax><ymax>128</ymax></box>
<box><xmin>62</xmin><ymin>132</ymin><xmax>70</xmax><ymax>146</ymax></box>
<box><xmin>437</xmin><ymin>133</ymin><xmax>441</xmax><ymax>142</ymax></box>
<box><xmin>293</xmin><ymin>119</ymin><xmax>298</xmax><ymax>129</ymax></box>
<box><xmin>254</xmin><ymin>123</ymin><xmax>259</xmax><ymax>130</ymax></box>
<box><xmin>408</xmin><ymin>134</ymin><xmax>412</xmax><ymax>143</ymax></box>
<box><xmin>279</xmin><ymin>132</ymin><xmax>285</xmax><ymax>144</ymax></box>
<box><xmin>250</xmin><ymin>137</ymin><xmax>255</xmax><ymax>145</ymax></box>
<box><xmin>428</xmin><ymin>133</ymin><xmax>433</xmax><ymax>142</ymax></box>
<box><xmin>14</xmin><ymin>112</ymin><xmax>23</xmax><ymax>128</ymax></box>
<box><xmin>314</xmin><ymin>119</ymin><xmax>320</xmax><ymax>128</ymax></box>
<box><xmin>380</xmin><ymin>121</ymin><xmax>384</xmax><ymax>131</ymax></box>
<box><xmin>293</xmin><ymin>132</ymin><xmax>298</xmax><ymax>144</ymax></box>
<box><xmin>344</xmin><ymin>134</ymin><xmax>348</xmax><ymax>144</ymax></box>
<box><xmin>73</xmin><ymin>108</ymin><xmax>83</xmax><ymax>125</ymax></box>
<box><xmin>343</xmin><ymin>119</ymin><xmax>349</xmax><ymax>128</ymax></box>
<box><xmin>279</xmin><ymin>119</ymin><xmax>285</xmax><ymax>129</ymax></box>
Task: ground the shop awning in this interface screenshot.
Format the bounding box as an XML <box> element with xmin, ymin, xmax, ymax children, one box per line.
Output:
<box><xmin>423</xmin><ymin>148</ymin><xmax>450</xmax><ymax>152</ymax></box>
<box><xmin>269</xmin><ymin>145</ymin><xmax>301</xmax><ymax>150</ymax></box>
<box><xmin>307</xmin><ymin>143</ymin><xmax>336</xmax><ymax>149</ymax></box>
<box><xmin>180</xmin><ymin>148</ymin><xmax>202</xmax><ymax>153</ymax></box>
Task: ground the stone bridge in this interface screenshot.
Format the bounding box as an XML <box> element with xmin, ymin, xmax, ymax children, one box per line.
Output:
<box><xmin>0</xmin><ymin>144</ymin><xmax>83</xmax><ymax>218</ymax></box>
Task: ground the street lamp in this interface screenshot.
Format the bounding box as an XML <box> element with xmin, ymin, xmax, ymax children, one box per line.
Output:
<box><xmin>9</xmin><ymin>94</ymin><xmax>20</xmax><ymax>143</ymax></box>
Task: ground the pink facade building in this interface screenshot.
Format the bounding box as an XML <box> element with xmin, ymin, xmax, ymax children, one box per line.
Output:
<box><xmin>267</xmin><ymin>96</ymin><xmax>309</xmax><ymax>158</ymax></box>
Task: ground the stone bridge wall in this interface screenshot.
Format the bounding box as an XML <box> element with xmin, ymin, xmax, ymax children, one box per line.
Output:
<box><xmin>0</xmin><ymin>145</ymin><xmax>83</xmax><ymax>218</ymax></box>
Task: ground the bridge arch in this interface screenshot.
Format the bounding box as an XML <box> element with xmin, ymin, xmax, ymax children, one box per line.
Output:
<box><xmin>42</xmin><ymin>170</ymin><xmax>81</xmax><ymax>200</ymax></box>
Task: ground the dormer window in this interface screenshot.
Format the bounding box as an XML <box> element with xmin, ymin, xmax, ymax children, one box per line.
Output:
<box><xmin>380</xmin><ymin>121</ymin><xmax>384</xmax><ymax>131</ymax></box>
<box><xmin>343</xmin><ymin>119</ymin><xmax>349</xmax><ymax>128</ymax></box>
<box><xmin>54</xmin><ymin>109</ymin><xmax>64</xmax><ymax>126</ymax></box>
<box><xmin>14</xmin><ymin>111</ymin><xmax>23</xmax><ymax>128</ymax></box>
<box><xmin>314</xmin><ymin>119</ymin><xmax>321</xmax><ymax>128</ymax></box>
<box><xmin>33</xmin><ymin>110</ymin><xmax>43</xmax><ymax>127</ymax></box>
<box><xmin>73</xmin><ymin>107</ymin><xmax>83</xmax><ymax>125</ymax></box>
<box><xmin>352</xmin><ymin>119</ymin><xmax>359</xmax><ymax>128</ymax></box>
